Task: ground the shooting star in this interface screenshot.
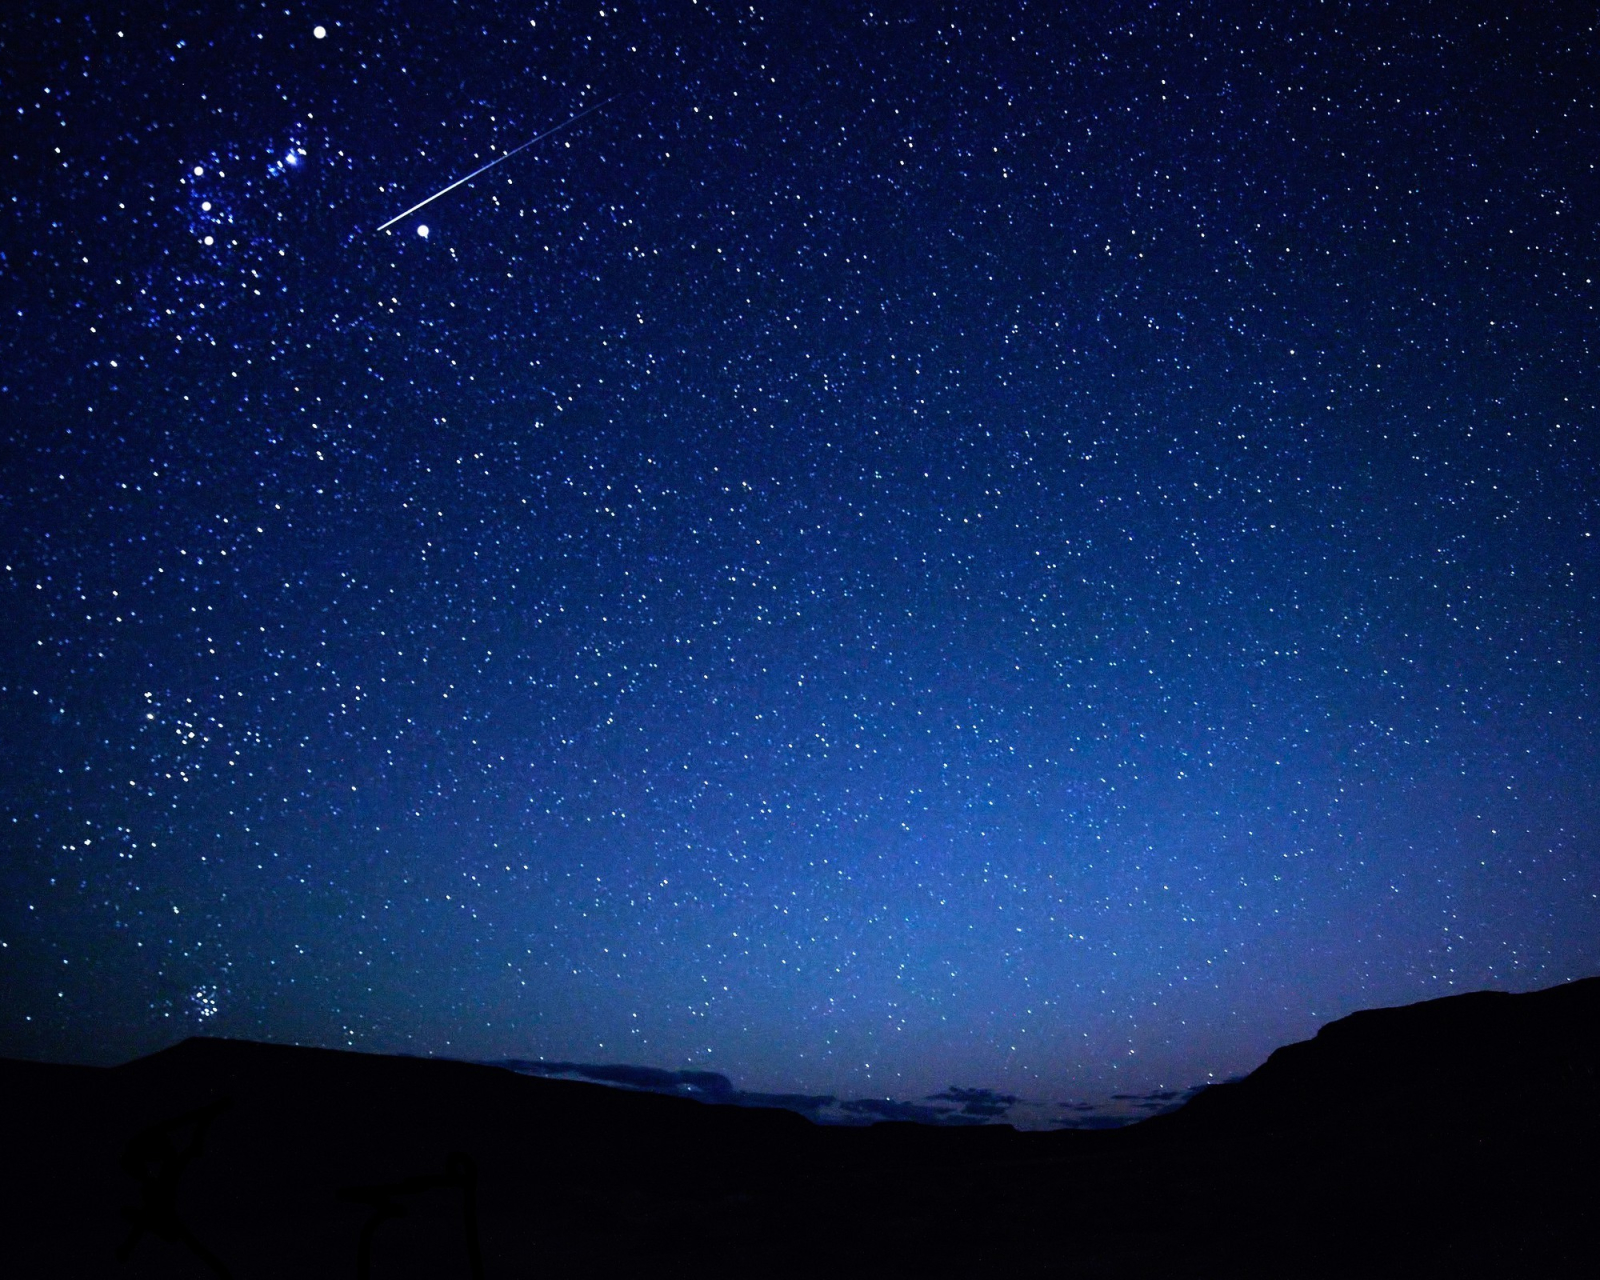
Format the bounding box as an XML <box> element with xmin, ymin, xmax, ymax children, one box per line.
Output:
<box><xmin>376</xmin><ymin>95</ymin><xmax>620</xmax><ymax>235</ymax></box>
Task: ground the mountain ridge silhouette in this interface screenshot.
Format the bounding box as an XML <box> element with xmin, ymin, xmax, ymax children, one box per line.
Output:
<box><xmin>3</xmin><ymin>976</ymin><xmax>1596</xmax><ymax>1276</ymax></box>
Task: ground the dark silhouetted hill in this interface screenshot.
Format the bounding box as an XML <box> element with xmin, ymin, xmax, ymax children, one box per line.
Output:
<box><xmin>1159</xmin><ymin>976</ymin><xmax>1600</xmax><ymax>1143</ymax></box>
<box><xmin>2</xmin><ymin>977</ymin><xmax>1596</xmax><ymax>1277</ymax></box>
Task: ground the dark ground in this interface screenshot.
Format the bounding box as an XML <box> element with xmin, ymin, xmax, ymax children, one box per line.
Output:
<box><xmin>3</xmin><ymin>978</ymin><xmax>1596</xmax><ymax>1278</ymax></box>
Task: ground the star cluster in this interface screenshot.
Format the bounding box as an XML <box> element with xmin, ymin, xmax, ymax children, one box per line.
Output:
<box><xmin>2</xmin><ymin>0</ymin><xmax>1597</xmax><ymax>1108</ymax></box>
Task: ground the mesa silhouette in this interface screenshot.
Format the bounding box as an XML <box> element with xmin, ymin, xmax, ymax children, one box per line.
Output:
<box><xmin>3</xmin><ymin>977</ymin><xmax>1595</xmax><ymax>1277</ymax></box>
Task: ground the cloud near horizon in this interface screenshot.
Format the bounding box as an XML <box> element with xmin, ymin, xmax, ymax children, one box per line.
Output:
<box><xmin>487</xmin><ymin>1058</ymin><xmax>1212</xmax><ymax>1129</ymax></box>
<box><xmin>492</xmin><ymin>1059</ymin><xmax>1035</xmax><ymax>1125</ymax></box>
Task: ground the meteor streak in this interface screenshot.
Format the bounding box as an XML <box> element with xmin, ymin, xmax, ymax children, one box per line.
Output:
<box><xmin>375</xmin><ymin>95</ymin><xmax>619</xmax><ymax>234</ymax></box>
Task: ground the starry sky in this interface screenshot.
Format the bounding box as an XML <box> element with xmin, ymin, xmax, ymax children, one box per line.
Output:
<box><xmin>3</xmin><ymin>0</ymin><xmax>1598</xmax><ymax>1112</ymax></box>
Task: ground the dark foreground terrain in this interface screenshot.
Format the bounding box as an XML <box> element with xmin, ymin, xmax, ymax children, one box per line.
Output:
<box><xmin>3</xmin><ymin>978</ymin><xmax>1597</xmax><ymax>1278</ymax></box>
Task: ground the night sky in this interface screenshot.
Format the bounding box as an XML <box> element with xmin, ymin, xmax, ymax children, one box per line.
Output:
<box><xmin>4</xmin><ymin>1</ymin><xmax>1598</xmax><ymax>1118</ymax></box>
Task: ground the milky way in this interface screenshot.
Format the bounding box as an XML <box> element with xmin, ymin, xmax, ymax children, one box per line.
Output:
<box><xmin>2</xmin><ymin>1</ymin><xmax>1597</xmax><ymax>1114</ymax></box>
